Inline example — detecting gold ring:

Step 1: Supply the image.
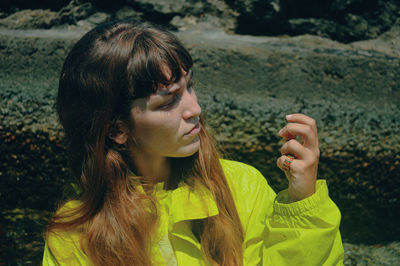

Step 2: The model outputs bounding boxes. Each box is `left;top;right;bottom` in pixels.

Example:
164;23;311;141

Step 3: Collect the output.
283;154;295;171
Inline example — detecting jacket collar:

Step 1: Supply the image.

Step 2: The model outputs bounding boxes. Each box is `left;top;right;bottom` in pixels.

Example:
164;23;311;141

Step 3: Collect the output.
152;180;219;227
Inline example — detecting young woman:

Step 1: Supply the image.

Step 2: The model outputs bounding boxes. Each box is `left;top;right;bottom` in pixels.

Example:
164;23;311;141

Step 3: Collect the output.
43;21;344;265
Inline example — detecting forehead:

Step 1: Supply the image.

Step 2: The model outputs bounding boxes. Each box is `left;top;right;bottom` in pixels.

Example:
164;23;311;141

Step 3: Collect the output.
156;68;192;94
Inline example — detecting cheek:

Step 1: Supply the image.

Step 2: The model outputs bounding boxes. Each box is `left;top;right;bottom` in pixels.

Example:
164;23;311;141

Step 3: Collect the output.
134;112;181;146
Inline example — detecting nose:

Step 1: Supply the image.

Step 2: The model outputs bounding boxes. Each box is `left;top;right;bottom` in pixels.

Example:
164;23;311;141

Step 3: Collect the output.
182;89;201;121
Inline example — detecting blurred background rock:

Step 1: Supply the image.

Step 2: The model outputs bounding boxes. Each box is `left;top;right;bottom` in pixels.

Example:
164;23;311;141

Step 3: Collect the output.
0;0;399;265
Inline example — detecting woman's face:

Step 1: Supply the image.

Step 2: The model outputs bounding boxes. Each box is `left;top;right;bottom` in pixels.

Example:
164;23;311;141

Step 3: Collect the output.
129;69;202;160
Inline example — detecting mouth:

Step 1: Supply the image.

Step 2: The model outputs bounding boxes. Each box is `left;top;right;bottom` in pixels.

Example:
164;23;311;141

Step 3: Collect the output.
184;123;201;136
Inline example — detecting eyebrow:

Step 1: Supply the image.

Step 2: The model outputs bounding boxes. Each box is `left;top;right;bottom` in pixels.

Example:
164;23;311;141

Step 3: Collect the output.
158;69;193;96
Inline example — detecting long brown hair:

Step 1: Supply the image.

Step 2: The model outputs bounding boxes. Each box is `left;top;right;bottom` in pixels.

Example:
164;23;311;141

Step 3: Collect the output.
46;21;244;265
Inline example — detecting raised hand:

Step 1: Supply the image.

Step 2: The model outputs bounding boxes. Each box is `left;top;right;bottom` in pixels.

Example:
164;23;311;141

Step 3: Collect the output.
277;114;320;202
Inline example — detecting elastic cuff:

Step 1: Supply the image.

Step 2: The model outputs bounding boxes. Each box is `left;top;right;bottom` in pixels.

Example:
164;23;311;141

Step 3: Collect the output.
273;180;329;216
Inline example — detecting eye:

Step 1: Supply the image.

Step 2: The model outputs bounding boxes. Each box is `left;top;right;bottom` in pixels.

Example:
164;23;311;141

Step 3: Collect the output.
158;93;180;109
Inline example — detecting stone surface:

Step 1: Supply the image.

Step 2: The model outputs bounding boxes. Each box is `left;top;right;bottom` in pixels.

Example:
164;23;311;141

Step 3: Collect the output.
85;12;111;25
127;0;188;14
351;18;400;58
57;0;95;25
288;18;338;39
114;5;145;21
0;9;60;29
229;0;400;42
171;13;235;33
1;0;399;42
0;0;68;12
343;242;400;266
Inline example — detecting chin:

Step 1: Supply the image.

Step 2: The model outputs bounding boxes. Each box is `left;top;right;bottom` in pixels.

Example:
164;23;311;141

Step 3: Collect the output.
172;137;200;158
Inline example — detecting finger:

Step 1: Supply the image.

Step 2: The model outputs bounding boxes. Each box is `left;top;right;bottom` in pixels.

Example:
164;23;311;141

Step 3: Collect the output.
280;139;312;160
285;113;318;135
276;154;298;173
279;122;318;150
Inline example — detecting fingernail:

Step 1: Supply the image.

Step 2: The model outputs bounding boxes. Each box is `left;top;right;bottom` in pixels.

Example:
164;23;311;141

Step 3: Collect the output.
279;128;283;135
286;114;293;120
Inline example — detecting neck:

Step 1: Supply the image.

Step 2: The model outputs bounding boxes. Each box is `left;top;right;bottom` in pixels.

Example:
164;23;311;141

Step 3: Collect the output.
131;151;171;184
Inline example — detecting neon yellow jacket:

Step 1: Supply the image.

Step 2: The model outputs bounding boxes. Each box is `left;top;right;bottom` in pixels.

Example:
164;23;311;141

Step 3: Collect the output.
43;159;344;265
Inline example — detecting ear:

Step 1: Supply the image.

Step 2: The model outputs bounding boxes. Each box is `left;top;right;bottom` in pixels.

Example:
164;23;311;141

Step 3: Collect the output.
114;131;128;145
109;120;129;145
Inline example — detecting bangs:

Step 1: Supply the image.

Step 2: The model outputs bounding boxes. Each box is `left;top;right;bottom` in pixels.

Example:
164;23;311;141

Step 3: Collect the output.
128;28;193;99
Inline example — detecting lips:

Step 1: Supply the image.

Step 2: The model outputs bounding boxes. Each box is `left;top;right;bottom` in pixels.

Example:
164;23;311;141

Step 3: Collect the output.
185;123;201;136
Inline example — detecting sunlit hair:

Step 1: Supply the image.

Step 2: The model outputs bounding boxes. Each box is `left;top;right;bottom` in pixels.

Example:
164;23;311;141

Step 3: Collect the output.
46;21;244;265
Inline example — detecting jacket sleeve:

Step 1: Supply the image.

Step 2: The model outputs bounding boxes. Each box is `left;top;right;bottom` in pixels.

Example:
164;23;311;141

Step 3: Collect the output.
220;160;344;266
263;180;344;265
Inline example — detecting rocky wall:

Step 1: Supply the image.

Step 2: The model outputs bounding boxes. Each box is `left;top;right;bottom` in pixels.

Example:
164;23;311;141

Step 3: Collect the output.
1;0;400;43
